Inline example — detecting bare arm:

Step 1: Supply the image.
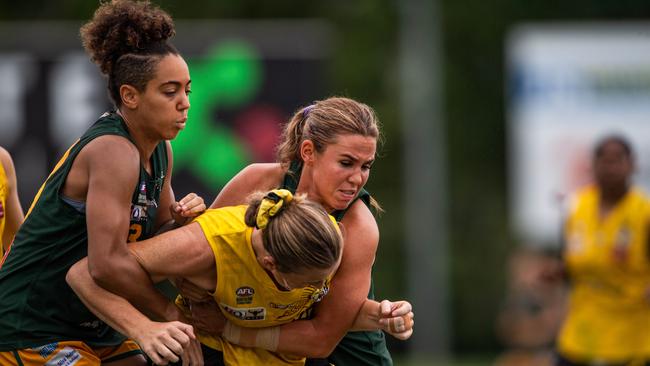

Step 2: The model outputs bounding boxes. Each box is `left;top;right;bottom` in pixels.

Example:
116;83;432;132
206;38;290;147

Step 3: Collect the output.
68;222;215;324
81;136;178;320
214;187;378;357
272;202;377;357
210;165;401;356
130;222;217;289
66;259;197;365
210;163;282;208
0;147;24;251
66;221;214;365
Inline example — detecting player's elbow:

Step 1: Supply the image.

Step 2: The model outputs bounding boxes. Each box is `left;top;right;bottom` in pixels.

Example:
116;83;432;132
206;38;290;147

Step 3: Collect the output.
87;260;116;289
65;262;83;290
308;346;335;359
304;336;339;358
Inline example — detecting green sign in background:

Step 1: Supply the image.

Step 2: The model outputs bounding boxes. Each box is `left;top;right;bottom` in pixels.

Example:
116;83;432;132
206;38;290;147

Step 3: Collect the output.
172;40;262;188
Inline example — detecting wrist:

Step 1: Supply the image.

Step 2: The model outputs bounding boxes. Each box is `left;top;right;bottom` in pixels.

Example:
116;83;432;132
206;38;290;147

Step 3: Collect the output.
365;300;382;320
131;318;155;344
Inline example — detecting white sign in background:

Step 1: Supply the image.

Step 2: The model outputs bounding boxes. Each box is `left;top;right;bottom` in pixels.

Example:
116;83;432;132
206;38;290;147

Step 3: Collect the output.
507;24;650;247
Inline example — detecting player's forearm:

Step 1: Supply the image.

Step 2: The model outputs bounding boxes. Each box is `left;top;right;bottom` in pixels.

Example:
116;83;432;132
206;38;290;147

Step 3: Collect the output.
223;317;346;358
67;259;160;338
88;250;174;321
350;299;381;331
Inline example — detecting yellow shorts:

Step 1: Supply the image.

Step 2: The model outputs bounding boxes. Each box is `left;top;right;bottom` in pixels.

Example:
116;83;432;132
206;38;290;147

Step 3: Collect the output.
0;339;143;365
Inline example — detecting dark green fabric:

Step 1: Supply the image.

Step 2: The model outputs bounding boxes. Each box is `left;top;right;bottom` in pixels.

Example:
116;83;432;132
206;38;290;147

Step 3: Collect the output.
0;111;168;350
11;350;23;366
282;161;393;366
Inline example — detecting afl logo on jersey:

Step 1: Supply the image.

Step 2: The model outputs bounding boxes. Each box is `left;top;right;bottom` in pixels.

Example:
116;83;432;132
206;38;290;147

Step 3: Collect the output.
236;286;255;296
236;286;255;304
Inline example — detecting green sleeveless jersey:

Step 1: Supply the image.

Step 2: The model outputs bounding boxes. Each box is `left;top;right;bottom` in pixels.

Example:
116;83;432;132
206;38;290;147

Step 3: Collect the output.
0;111;168;350
282;161;393;366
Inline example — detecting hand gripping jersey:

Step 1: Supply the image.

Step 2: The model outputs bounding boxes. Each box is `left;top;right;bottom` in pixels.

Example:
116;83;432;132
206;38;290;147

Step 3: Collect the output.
282;161;393;366
558;185;650;363
188;205;332;365
0;112;168;350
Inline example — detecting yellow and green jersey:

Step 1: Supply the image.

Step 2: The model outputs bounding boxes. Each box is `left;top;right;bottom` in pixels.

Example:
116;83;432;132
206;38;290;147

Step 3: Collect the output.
188;205;331;365
558;185;650;362
0;111;168;350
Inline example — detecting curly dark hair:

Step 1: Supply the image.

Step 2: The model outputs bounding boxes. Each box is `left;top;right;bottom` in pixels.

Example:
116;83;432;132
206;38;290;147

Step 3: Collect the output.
80;0;179;106
593;134;633;159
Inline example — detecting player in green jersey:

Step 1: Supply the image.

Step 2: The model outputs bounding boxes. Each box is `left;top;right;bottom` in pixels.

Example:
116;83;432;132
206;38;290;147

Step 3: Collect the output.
182;97;414;366
0;1;204;365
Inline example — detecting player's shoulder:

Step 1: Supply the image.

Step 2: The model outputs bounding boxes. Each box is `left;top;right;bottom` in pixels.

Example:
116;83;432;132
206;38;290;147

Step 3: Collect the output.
82;135;139;163
235;163;285;190
75;135;140;183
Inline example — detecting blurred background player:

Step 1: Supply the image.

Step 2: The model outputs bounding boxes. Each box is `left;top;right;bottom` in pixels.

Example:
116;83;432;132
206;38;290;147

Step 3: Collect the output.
554;135;650;366
0;146;24;253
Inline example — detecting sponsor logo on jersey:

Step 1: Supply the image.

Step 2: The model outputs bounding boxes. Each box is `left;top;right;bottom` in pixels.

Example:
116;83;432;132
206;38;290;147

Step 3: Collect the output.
79;320;102;329
235;286;255;304
269;302;289;310
35;342;58;358
137;182;147;204
45;347;81;366
131;204;147;221
154;173;165;193
221;304;266;320
236;286;255;296
274;299;311;320
273;285;329;320
146;198;158;209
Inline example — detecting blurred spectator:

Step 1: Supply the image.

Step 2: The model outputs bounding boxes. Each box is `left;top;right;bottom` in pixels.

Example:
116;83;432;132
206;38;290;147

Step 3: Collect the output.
494;247;567;366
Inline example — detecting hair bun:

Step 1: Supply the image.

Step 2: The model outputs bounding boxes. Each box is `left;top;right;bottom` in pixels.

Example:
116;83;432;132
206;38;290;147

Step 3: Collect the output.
80;0;175;76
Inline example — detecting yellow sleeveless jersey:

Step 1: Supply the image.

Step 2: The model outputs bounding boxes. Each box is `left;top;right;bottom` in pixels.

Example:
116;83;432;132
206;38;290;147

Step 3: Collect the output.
558;185;650;362
0;160;7;251
191;206;331;366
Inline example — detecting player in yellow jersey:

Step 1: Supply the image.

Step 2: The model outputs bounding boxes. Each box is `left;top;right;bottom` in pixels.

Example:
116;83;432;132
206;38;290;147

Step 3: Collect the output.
555;135;650;366
67;189;338;365
0;146;23;253
67;189;412;365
